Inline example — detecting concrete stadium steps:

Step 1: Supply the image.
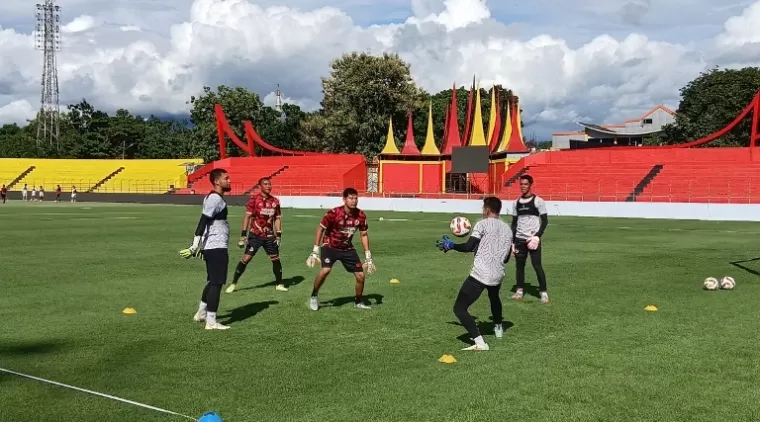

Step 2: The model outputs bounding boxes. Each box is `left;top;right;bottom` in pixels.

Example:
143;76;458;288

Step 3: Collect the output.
637;163;760;203
0;161;35;188
242;166;289;195
273;164;367;195
180;155;367;195
10;159;122;193
182;164;290;195
501;163;655;201
0;158;203;194
93;159;201;193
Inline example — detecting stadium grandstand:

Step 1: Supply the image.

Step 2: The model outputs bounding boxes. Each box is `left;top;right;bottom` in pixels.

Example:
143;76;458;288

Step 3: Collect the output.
0;158;202;194
3;86;760;204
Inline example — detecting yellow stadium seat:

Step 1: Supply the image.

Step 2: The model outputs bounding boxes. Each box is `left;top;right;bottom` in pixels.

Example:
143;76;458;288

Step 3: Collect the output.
98;159;203;193
12;159;123;193
0;159;37;188
1;158;203;194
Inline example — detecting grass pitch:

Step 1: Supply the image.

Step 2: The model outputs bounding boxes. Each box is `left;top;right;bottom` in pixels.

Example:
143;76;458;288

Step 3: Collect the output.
1;202;759;422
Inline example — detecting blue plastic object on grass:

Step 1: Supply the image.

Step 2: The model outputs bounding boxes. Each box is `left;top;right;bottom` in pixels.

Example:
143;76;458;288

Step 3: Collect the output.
198;411;222;422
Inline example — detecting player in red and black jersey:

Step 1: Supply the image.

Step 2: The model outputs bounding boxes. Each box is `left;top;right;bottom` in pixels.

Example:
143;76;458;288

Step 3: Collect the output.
226;177;285;293
1;184;7;203
306;187;376;311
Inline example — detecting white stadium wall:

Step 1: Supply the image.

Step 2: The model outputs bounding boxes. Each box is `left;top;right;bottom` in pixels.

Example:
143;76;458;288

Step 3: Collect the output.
279;196;760;222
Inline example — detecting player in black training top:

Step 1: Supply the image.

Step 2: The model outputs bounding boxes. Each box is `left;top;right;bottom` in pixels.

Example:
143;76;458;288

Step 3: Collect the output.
511;174;550;303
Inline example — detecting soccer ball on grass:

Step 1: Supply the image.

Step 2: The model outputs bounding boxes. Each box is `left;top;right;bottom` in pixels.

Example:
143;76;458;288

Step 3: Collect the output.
450;216;471;237
703;277;719;291
719;276;736;290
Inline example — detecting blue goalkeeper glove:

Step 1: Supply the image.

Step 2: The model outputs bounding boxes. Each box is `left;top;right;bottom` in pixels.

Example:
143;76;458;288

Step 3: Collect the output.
436;235;454;252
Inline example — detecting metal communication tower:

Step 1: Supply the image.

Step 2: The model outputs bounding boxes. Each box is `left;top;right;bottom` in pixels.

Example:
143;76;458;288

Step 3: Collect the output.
34;1;61;148
275;84;286;122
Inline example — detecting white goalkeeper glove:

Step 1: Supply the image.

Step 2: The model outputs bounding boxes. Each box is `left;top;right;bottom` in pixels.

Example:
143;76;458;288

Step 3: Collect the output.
527;236;540;250
363;250;376;274
306;245;320;268
179;236;202;259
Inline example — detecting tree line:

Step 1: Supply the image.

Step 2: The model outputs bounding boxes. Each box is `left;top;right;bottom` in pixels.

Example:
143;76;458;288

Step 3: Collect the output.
1;52;759;161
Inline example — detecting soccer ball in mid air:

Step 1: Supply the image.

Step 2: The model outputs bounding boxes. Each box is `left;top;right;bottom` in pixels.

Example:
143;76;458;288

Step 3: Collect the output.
450;216;471;237
703;277;719;291
720;276;736;290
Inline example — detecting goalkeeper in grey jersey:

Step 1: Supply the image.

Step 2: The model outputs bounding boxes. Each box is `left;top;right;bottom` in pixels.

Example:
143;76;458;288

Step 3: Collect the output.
436;197;513;351
179;168;232;330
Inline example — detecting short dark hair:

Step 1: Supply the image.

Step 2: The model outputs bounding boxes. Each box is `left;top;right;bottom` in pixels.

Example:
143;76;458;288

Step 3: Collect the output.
258;177;271;186
483;196;502;214
209;168;228;184
519;174;533;185
343;187;358;198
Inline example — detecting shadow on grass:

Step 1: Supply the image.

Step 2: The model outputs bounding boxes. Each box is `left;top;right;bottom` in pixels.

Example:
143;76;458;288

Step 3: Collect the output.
219;300;278;324
508;283;542;298
447;318;515;345
0;341;64;357
255;275;305;289
321;294;384;307
729;257;760;277
236;276;305;291
0;341;65;383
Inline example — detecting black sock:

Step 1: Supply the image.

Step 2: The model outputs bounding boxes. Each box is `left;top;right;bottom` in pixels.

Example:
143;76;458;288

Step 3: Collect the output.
354;295;362;304
311;288;318;297
272;260;283;285
232;261;247;284
206;284;222;312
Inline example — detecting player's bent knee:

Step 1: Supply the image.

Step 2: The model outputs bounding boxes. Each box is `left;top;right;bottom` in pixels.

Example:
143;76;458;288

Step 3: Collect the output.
269;255;280;262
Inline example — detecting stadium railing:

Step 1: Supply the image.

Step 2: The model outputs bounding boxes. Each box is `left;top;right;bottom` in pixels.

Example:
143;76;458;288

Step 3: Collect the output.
8;177;760;203
5;179;184;194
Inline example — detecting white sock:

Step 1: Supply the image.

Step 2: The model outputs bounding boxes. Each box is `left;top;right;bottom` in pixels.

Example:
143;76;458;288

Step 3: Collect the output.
474;336;486;346
198;302;207;313
206;312;216;324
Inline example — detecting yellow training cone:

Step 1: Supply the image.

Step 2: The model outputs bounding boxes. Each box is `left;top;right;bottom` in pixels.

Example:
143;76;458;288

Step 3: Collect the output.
644;305;657;312
390;278;400;284
122;307;137;315
438;354;456;364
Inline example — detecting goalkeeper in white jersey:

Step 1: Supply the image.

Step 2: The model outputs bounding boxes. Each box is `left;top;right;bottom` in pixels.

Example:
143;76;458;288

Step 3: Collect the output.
179;168;232;330
436;197;513;351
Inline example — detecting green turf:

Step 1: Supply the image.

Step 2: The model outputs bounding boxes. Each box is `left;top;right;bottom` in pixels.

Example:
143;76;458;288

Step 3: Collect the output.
1;202;759;422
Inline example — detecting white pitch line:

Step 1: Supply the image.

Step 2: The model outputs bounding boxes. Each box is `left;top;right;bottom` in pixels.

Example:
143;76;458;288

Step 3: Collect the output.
0;367;196;420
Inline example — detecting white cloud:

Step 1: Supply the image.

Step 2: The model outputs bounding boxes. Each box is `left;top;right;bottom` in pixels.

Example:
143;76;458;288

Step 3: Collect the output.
61;15;96;33
1;0;760;138
716;1;760;46
407;0;490;31
0;99;36;124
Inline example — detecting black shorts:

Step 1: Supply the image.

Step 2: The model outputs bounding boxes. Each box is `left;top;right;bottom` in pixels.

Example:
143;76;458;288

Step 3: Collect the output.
321;247;363;273
203;248;229;285
514;238;541;258
244;235;279;258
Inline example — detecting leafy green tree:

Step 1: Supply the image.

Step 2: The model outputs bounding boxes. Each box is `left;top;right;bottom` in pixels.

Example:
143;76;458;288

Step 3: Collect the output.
656;66;760;146
188;85;303;160
315;52;426;156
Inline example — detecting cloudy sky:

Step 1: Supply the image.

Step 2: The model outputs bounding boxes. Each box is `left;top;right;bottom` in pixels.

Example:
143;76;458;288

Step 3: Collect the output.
1;0;759;138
